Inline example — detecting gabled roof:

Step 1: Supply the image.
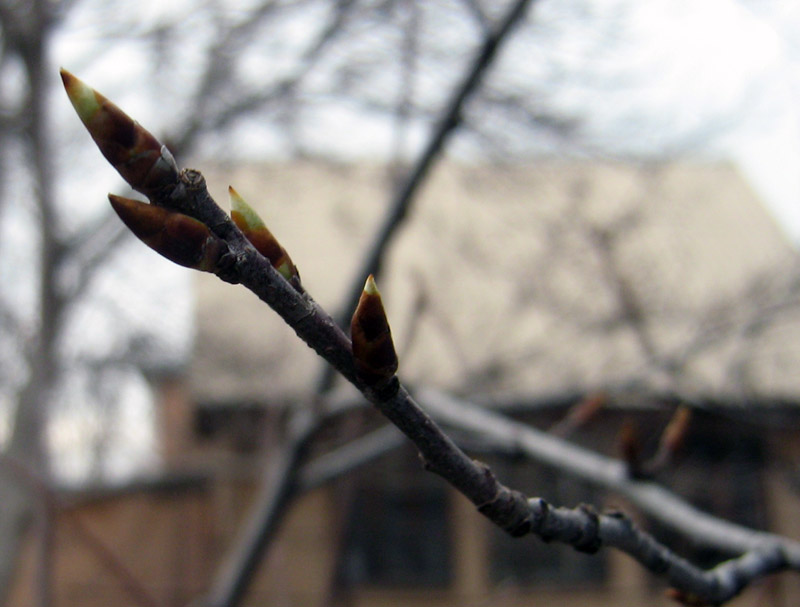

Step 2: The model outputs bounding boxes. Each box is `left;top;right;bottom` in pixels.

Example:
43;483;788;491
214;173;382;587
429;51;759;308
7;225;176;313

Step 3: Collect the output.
190;160;800;409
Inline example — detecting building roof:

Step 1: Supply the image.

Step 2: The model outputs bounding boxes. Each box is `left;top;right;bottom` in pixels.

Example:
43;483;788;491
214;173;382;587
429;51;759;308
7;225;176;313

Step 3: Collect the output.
190;160;800;409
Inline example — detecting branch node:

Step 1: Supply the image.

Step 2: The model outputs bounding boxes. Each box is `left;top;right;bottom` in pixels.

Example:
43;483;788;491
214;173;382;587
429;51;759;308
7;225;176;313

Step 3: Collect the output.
182;167;206;190
573;503;602;554
214;248;241;284
528;497;552;541
365;375;401;403
475;464;531;537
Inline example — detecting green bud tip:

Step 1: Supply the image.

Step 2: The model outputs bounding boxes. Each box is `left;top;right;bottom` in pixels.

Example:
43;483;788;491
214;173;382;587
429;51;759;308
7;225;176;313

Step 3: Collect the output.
229;186;266;230
364;274;380;296
60;68;103;124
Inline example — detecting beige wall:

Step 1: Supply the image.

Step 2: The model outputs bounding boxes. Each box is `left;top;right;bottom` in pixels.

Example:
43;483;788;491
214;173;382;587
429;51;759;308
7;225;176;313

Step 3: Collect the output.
10;484;213;607
10;479;337;607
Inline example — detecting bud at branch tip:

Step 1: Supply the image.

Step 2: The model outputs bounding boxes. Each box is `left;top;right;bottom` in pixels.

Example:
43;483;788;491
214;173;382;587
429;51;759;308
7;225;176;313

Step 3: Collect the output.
364;274;379;296
60;68;178;196
351;274;398;388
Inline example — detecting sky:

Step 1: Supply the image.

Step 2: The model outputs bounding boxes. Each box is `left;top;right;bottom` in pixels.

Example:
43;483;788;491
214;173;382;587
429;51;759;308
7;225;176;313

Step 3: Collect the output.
510;0;800;241
717;2;800;242
637;1;800;242
48;0;800;242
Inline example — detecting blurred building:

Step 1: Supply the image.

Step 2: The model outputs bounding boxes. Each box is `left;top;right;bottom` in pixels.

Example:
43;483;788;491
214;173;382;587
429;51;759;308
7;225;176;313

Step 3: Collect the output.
194;159;800;405
12;160;800;606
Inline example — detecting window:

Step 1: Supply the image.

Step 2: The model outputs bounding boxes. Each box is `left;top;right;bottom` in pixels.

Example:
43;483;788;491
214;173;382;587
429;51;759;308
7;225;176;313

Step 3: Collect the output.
336;445;452;588
336;424;609;592
652;419;766;571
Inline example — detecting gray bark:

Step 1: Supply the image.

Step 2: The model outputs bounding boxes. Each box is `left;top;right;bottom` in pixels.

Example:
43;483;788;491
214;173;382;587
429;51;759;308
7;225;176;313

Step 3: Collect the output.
0;0;60;602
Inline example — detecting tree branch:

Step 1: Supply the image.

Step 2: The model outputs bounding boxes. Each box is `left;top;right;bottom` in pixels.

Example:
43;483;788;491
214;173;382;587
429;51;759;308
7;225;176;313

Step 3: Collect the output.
417;389;800;594
297;423;404;492
325;0;539;391
169;0;355;158
419;388;800;556
0;454;161;607
199;395;372;607
112;161;798;607
65;67;800;606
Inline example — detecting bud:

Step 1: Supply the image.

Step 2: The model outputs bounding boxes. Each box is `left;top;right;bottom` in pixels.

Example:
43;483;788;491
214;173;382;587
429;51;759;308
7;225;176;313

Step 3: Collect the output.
618;418;643;478
660;406;692;458
229;186;299;284
351;275;398;387
550;393;605;437
109;195;226;272
60;69;178;196
664;588;709;606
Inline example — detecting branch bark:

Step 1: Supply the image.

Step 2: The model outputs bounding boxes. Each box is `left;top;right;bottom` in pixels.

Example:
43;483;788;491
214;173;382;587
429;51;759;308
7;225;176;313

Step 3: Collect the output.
0;0;63;600
0;454;161;607
207;2;541;600
417;388;800;600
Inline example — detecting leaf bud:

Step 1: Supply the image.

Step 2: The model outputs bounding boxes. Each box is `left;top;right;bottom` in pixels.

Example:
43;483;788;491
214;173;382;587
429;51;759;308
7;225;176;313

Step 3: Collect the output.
660;406;692;457
618;418;643;478
229;186;300;284
351;275;398;388
109;194;226;272
61;69;179;196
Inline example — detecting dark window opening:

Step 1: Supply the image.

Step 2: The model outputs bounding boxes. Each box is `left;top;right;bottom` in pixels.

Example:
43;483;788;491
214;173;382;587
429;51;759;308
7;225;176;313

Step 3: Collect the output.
336;446;452;588
652;420;767;571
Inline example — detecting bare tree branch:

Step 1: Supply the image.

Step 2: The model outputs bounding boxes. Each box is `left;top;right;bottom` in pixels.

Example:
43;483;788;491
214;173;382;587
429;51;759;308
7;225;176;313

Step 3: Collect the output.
59;2;800;599
0;0;67;597
57;208;130;299
168;0;356;158
320;0;539;392
177;166;800;601
61;66;800;598
0;454;161;607
418;388;800;560
297;423;404;491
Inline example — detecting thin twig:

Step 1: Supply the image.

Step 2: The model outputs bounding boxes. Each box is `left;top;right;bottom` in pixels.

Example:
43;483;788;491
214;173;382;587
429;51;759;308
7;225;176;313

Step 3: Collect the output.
417;388;800;561
198;397;370;607
417;387;800;599
67;41;800;600
319;0;539;393
297;424;404;491
62;510;162;607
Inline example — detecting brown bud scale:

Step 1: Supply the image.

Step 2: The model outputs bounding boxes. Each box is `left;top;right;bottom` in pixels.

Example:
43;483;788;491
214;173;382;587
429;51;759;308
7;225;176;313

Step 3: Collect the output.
61;69;178;195
109;195;225;272
661;406;692;455
231;210;289;267
351;275;398;386
229;187;299;284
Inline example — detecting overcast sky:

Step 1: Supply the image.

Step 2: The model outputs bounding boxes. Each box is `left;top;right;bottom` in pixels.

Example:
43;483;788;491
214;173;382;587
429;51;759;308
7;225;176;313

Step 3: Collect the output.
498;0;800;241
612;0;800;242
